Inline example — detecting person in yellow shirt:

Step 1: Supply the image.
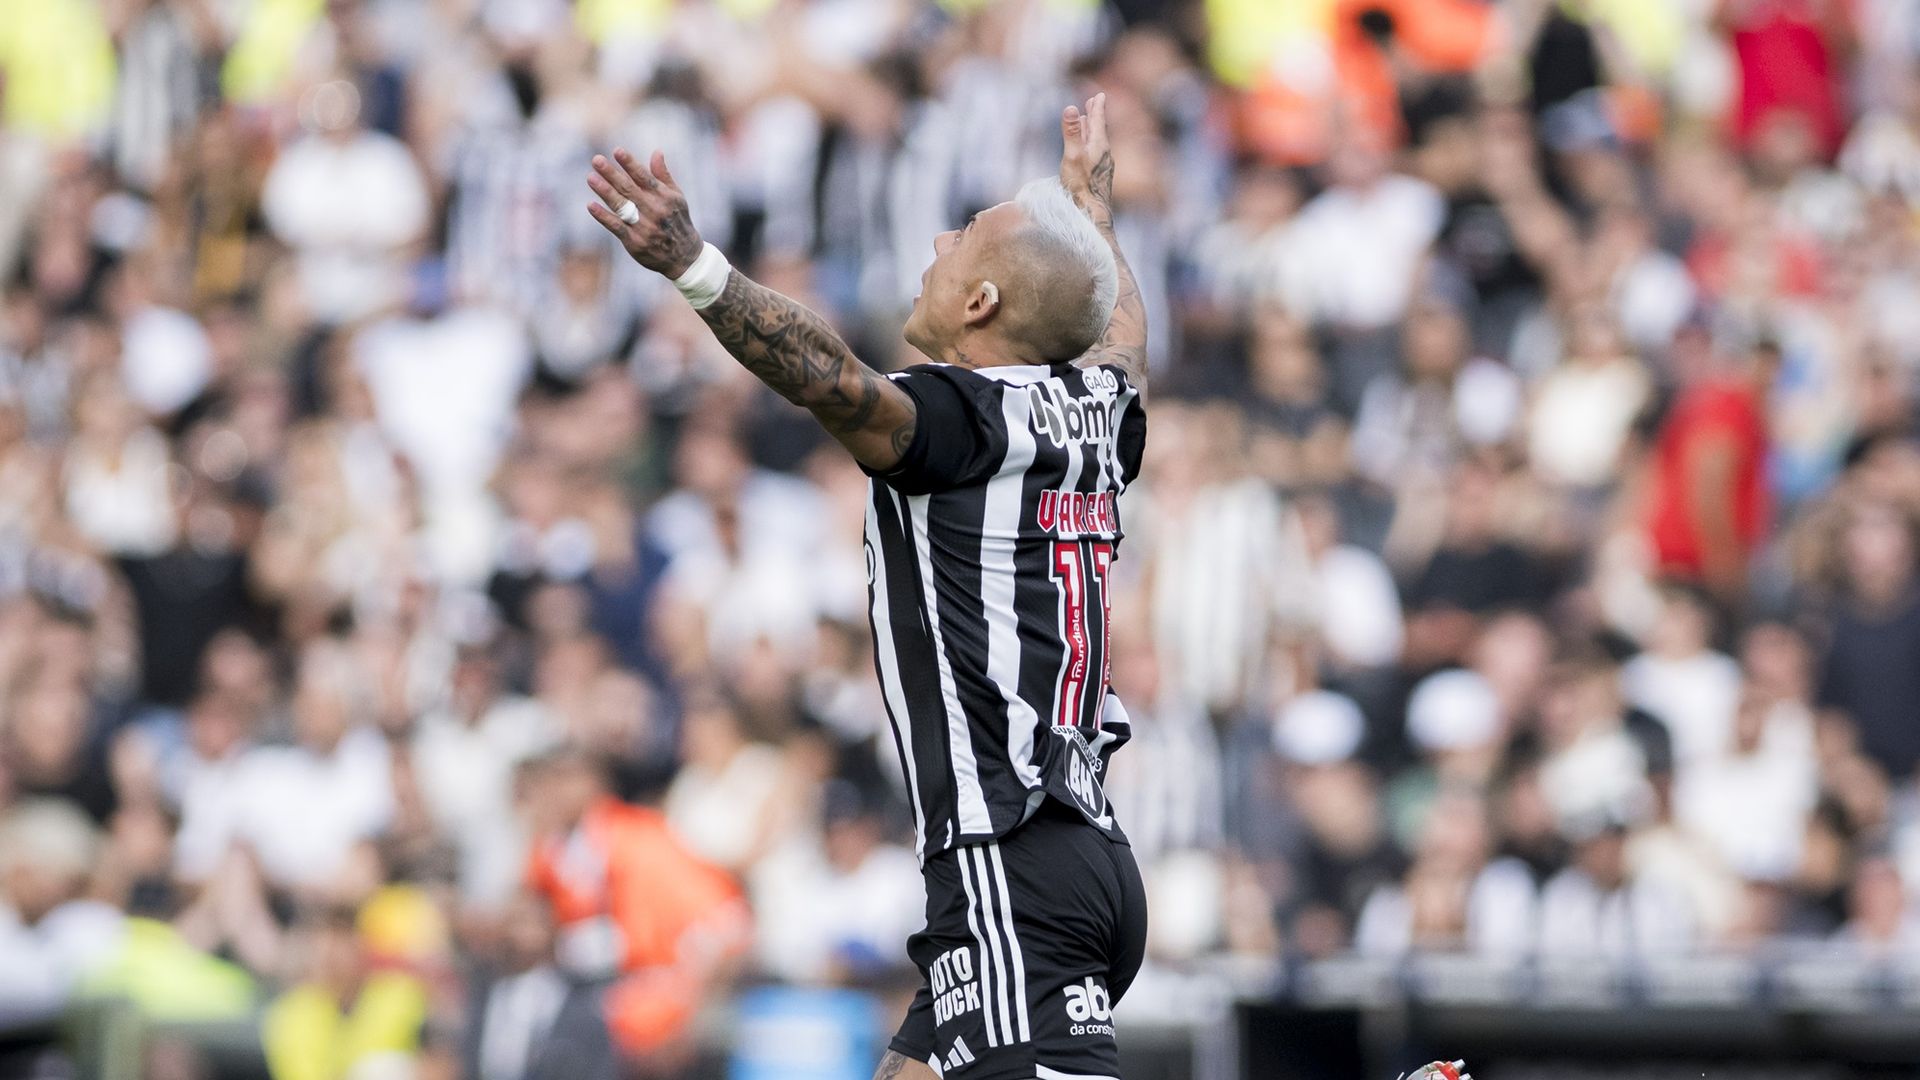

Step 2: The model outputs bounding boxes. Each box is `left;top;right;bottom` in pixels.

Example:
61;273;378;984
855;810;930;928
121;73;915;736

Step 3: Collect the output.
261;907;429;1080
221;0;325;105
0;0;116;141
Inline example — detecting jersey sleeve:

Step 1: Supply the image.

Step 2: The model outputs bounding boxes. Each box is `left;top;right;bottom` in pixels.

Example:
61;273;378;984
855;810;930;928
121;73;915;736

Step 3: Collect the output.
863;365;1010;495
1109;366;1148;487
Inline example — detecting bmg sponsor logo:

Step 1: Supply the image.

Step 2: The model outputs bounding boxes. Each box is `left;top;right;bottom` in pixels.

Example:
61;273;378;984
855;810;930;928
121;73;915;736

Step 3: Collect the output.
1028;383;1117;448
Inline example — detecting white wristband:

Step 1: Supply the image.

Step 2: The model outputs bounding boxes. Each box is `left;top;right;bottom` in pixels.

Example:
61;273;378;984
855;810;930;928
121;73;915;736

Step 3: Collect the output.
672;242;731;310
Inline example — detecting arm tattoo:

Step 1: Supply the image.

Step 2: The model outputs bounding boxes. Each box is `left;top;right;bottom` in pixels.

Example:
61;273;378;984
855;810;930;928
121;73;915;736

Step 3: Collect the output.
697;270;916;461
872;1051;914;1080
1089;154;1115;215
1074;150;1150;391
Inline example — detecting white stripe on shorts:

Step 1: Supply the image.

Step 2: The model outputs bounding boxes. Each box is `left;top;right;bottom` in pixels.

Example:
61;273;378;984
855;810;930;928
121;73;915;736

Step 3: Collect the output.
968;845;1017;1046
955;849;1000;1048
986;842;1032;1043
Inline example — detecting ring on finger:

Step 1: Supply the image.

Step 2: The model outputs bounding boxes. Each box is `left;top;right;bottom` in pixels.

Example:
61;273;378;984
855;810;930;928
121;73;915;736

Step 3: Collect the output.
617;201;641;225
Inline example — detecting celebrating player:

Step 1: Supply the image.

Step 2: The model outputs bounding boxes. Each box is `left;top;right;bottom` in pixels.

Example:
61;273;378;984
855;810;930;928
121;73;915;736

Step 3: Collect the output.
588;92;1147;1080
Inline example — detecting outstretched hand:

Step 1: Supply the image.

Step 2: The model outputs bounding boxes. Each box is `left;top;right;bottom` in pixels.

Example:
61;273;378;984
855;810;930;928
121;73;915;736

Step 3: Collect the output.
587;148;704;279
1059;93;1115;228
1058;90;1148;389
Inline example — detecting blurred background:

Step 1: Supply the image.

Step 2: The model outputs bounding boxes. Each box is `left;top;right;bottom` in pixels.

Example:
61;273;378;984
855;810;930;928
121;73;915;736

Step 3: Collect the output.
3;0;1920;1077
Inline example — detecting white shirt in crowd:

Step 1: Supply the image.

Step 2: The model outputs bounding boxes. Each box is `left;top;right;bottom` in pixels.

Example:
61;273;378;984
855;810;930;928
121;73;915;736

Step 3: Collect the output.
1276;174;1444;329
120;304;211;416
1353;858;1540;958
263;129;430;323
1311;543;1404;669
63;426;177;556
664;741;786;871
1620;649;1742;767
207;727;395;889
648;471;831;569
1627;821;1747;942
749;837;923;984
0;133;47;284
1843;111;1920;205
1674;704;1819;882
1612;248;1697;355
662;546;823;659
172;746;251;882
413;696;558;904
0;900;126;1026
355;305;531;582
650;472;835;654
356;305;531;500
1538;726;1650;833
1527;357;1649;489
1535;866;1694;958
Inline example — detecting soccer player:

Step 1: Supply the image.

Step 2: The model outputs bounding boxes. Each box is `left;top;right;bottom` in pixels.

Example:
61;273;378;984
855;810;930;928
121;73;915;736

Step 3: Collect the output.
587;93;1147;1080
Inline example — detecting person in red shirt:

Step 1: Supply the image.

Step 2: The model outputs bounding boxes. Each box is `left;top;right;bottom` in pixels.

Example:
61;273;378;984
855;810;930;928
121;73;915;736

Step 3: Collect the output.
521;747;750;1073
1646;333;1779;602
1718;0;1856;159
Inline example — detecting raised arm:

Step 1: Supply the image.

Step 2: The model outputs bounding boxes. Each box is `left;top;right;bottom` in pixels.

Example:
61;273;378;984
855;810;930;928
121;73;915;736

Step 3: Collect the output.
1059;94;1148;393
587;149;917;470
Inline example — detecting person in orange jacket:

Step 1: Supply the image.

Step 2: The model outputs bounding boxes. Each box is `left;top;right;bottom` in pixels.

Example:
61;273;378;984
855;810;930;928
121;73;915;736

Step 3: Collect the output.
1231;0;1499;164
520;746;751;1072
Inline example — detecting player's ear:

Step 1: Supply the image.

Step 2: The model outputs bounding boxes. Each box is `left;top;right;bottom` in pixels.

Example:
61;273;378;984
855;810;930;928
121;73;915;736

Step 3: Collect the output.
963;280;1000;327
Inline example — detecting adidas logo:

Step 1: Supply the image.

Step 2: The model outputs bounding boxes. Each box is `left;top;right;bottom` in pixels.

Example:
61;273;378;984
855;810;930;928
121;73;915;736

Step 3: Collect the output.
943;1036;976;1070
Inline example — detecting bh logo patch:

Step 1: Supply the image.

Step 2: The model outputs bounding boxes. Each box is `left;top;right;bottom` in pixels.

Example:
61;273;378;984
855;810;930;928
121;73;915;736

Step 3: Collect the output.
1051;728;1107;820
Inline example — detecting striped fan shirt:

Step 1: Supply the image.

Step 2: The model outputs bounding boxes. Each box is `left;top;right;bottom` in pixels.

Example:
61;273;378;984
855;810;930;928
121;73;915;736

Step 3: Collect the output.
863;360;1147;858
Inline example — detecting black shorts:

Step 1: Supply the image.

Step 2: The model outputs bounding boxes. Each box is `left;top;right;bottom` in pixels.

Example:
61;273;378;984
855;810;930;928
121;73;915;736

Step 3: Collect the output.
890;800;1148;1079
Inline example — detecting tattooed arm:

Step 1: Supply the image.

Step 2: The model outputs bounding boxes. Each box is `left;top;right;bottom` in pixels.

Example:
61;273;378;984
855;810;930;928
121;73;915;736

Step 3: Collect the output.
696;271;919;465
1058;94;1149;394
587;148;917;469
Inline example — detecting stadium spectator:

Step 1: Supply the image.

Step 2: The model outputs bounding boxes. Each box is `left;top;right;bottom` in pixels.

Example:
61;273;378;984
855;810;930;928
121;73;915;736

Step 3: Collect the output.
260;906;431;1080
410;642;558;907
1645;335;1778;602
0;800;123;1026
1719;0;1855;159
521;748;749;1066
261;77;429;325
1354;789;1536;957
748;780;922;986
217;641;393;896
1536;809;1696;958
1816;497;1920;779
463;891;616;1080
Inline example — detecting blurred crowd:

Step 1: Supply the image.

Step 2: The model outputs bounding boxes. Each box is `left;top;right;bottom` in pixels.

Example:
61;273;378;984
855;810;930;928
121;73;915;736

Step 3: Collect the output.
6;0;1920;1076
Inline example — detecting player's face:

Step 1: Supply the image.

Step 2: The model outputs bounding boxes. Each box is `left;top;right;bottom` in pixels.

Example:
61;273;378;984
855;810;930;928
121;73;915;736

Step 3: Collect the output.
904;201;1021;358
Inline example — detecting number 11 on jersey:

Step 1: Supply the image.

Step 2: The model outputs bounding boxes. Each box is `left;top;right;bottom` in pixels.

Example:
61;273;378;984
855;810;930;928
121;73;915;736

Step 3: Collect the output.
1050;539;1114;729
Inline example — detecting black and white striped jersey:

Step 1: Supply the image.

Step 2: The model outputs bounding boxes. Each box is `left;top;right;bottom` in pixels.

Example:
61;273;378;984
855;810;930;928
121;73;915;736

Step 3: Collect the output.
862;360;1147;858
